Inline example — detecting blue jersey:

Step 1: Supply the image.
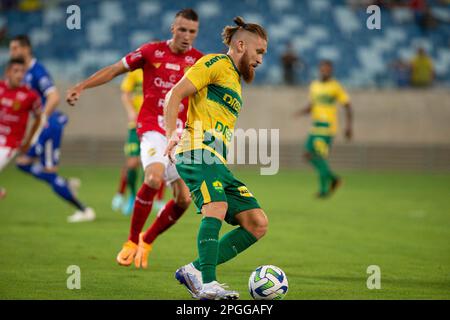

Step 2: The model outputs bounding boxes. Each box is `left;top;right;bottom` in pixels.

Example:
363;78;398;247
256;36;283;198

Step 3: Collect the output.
24;58;55;108
24;58;67;167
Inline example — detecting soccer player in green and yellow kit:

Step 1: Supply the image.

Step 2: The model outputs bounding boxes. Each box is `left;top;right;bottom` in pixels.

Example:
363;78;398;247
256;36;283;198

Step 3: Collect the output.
295;60;353;198
163;17;268;300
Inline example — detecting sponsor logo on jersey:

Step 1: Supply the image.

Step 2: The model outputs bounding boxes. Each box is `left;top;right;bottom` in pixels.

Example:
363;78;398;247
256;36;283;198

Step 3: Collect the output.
214;121;233;142
158;98;185;112
16;92;27;101
0;125;11;135
155;50;165;58
165;63;181;71
185;56;196;64
207;84;242;117
223;93;241;110
238;186;253;197
154;77;175;89
169;74;178;83
205;55;227;68
1;98;13;108
157;115;184;133
147;148;156;157
315;94;337;105
0;135;6;146
152;63;162;69
0;113;19;122
130;51;142;61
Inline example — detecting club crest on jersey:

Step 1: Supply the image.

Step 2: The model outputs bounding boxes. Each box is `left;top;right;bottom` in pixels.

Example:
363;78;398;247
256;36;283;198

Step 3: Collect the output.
165;63;180;71
152;63;162;69
13;100;21;111
155;50;165;58
212;181;224;193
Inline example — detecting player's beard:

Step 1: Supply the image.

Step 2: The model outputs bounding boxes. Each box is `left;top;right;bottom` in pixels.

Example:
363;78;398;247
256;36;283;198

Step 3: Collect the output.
239;51;255;84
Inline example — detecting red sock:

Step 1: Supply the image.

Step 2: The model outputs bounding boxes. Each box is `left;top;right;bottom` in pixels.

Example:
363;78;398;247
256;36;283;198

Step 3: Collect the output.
128;183;158;244
143;199;186;244
156;183;165;201
118;167;127;194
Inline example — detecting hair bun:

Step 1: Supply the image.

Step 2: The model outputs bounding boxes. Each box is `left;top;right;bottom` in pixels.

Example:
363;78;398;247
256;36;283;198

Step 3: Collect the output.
233;16;247;28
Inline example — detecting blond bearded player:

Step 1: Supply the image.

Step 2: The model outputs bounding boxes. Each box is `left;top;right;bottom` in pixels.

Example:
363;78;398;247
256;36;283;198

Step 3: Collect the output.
164;17;269;300
66;9;203;268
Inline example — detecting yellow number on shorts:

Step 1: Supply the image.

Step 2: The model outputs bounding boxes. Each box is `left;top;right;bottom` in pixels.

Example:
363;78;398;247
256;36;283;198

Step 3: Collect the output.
313;138;329;158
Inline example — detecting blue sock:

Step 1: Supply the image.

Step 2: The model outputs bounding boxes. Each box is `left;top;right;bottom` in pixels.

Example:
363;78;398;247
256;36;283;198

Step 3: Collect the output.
17;163;86;211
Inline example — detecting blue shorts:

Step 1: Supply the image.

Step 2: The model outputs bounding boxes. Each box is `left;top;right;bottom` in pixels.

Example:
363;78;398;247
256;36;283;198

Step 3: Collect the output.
27;111;68;168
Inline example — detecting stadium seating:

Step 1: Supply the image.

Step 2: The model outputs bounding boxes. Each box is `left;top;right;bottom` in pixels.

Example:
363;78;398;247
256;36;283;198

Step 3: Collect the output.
1;0;449;87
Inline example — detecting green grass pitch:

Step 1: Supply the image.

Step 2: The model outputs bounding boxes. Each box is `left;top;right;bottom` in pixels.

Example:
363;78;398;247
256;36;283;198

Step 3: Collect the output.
0;165;449;299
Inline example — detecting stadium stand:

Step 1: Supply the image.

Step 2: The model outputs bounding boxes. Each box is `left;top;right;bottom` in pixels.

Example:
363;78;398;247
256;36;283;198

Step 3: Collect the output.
1;0;449;87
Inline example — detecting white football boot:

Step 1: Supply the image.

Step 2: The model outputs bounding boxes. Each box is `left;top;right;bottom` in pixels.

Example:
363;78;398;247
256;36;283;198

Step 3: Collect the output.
175;263;203;298
197;281;240;300
67;207;96;223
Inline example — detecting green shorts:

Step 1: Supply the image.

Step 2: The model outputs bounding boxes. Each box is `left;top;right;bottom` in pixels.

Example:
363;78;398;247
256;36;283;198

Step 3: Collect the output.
304;134;333;158
124;128;140;157
175;150;261;226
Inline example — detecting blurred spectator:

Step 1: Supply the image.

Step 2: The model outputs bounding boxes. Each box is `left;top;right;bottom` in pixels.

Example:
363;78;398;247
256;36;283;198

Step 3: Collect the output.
0;25;8;47
410;0;438;33
410;47;434;88
1;0;18;10
0;15;8;47
280;42;303;86
390;59;411;88
18;0;42;11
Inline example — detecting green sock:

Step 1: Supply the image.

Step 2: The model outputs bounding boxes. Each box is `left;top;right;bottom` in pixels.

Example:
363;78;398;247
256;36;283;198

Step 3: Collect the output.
193;227;257;270
217;227;257;264
197;217;222;283
127;168;137;196
310;156;332;194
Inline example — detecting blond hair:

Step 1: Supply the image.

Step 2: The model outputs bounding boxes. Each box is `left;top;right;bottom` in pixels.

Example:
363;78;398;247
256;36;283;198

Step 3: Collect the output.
222;16;268;47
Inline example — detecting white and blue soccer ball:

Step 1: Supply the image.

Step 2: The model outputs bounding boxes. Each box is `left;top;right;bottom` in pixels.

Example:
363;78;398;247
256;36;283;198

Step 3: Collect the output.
248;265;289;300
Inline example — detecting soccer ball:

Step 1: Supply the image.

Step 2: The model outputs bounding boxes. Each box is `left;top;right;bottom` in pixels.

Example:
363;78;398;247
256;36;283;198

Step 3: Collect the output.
248;265;288;300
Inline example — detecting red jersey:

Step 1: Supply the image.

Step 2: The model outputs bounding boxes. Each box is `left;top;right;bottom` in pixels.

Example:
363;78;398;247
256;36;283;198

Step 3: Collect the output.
122;40;203;137
0;81;41;148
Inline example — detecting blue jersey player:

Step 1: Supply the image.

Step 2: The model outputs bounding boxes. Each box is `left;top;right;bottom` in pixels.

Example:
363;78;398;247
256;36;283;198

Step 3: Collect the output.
9;35;95;223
